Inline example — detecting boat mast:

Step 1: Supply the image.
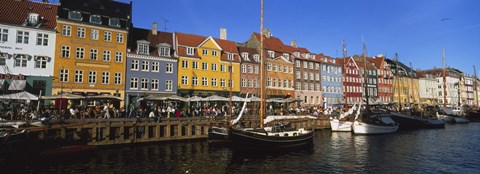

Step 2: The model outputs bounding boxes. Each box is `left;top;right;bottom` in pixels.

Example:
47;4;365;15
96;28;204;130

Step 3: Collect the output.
443;48;447;108
362;38;370;111
259;0;265;128
229;57;233;127
410;62;414;105
395;53;402;109
342;38;347;109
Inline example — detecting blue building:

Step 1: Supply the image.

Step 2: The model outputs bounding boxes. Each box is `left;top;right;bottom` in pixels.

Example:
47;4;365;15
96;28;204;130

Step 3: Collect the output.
126;24;177;108
320;57;343;109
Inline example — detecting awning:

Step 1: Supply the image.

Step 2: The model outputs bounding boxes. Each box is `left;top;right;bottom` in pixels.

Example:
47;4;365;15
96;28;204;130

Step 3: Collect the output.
8;80;26;90
40;93;85;100
0;91;38;100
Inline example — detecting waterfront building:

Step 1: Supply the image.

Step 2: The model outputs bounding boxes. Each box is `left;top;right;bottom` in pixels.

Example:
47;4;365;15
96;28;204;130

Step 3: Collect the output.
292;47;322;107
125;24;177;107
0;0;58;98
243;30;294;99
53;0;131;107
175;31;241;97
237;46;260;96
367;55;393;104
320;56;343;108
336;57;362;107
419;67;462;107
353;55;378;104
417;72;440;105
462;75;475;106
386;58;420;105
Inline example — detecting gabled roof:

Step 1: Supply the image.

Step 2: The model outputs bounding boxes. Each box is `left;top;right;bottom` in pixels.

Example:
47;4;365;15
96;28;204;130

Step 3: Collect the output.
0;0;58;30
367;56;385;69
385;58;418;78
58;0;131;29
128;27;173;57
237;46;259;64
336;57;360;71
352;55;377;70
252;32;291;54
176;32;207;47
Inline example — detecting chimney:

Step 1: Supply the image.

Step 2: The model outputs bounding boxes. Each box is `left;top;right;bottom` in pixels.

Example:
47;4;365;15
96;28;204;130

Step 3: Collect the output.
220;28;227;40
152;22;158;35
291;40;297;48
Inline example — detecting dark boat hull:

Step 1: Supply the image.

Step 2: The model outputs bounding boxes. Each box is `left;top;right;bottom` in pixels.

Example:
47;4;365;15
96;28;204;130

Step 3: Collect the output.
229;128;314;150
390;112;444;129
208;127;229;144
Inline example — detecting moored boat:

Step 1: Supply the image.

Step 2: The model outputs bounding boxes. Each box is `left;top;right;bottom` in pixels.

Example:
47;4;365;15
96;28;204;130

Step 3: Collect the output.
352;112;399;134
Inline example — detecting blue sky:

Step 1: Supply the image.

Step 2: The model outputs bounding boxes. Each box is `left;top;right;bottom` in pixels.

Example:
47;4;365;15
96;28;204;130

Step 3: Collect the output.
123;0;479;75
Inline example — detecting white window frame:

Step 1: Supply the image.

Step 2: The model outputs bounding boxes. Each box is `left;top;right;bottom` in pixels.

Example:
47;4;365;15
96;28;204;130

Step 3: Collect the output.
36;33;48;46
77;27;86;38
166;63;173;73
62;25;71;36
88;71;96;84
102;71;110;84
74;70;83;83
104;31;112;42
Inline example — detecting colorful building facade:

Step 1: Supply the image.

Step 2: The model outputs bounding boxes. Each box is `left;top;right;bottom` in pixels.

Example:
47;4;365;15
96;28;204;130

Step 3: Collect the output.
320;56;343;108
368;55;393;104
337;57;362;107
238;46;260;96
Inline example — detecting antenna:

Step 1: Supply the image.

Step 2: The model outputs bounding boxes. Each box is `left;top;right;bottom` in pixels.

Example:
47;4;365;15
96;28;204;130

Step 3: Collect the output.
161;18;169;31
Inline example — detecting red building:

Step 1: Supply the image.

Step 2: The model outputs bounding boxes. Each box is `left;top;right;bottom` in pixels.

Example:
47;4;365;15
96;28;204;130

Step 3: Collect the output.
367;55;394;103
337;57;362;108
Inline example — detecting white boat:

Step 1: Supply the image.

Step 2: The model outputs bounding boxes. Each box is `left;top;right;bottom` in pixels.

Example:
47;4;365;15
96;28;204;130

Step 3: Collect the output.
352;113;399;134
330;104;358;132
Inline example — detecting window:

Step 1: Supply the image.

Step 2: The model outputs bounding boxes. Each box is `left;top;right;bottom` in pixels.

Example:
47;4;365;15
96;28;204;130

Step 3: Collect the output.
61;45;70;58
254;79;259;88
115;52;122;62
202;49;208;55
220;64;226;72
131;60;139;70
242;53;249;60
151;79;159;90
68;11;82;20
267;78;271;87
60;69;69;82
109;18;120;27
296;82;301;90
36;33;48;46
102;72;110;84
186;47;194;55
62;25;71;36
192;61;198;69
89;15;102;24
103;50;111;61
88;71;96;84
151;62;159;72
254;66;259;74
181;76;188;85
228;80;233;87
267;63;271;71
303;72;308;80
296;71;300;79
221;79;226;87
182;60;188;68
0;53;7;65
77;27;85;38
303;62;308;68
248;79;253;87
241;64;246;73
114;72;121;85
254;55;259;61
87;49;97;61
295;60;300;67
141;78;149;90
0;28;8;42
130;77;138;89
192;76;198;86
248;65;253;73
227;53;234;60
76;47;84;59
212;63;217;71
212;51;218;57
34;56;47;69
315;63;320;70
74;70;83;83
202;62;208;70
116;33;124;43
165;80;173;91
304;83;308;91
166;63;173;73
202;77;208;86
268;51;274;58
241;79;246;87
104;31;112;42
211;78;217;87
16;31;29;44
90;29;99;40
310;73;314;80
160;47;170;56
141;60;149;71
14;54;27;67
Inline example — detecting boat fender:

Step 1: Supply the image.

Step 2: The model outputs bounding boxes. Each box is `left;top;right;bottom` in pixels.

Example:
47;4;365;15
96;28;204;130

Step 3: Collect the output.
284;133;289;136
293;133;297;136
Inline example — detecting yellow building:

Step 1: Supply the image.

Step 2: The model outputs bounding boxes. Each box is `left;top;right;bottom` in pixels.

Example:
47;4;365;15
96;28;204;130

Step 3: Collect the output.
393;76;420;104
53;0;131;107
176;32;240;97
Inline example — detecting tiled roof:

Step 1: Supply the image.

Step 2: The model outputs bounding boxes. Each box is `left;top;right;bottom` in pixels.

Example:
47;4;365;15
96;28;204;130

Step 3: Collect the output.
253;32;291;54
352;55;377;70
128;27;173;57
58;0;131;29
367;56;384;69
237;46;259;63
176;32;207;47
0;0;58;30
214;38;240;63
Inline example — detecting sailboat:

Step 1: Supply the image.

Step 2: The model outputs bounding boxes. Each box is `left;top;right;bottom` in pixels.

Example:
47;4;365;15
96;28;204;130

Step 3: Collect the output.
389;57;445;129
228;0;314;150
352;38;399;135
330;103;357;132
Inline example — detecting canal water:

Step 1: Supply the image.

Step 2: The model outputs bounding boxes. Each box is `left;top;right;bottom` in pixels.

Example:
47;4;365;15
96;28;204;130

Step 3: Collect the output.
3;123;480;173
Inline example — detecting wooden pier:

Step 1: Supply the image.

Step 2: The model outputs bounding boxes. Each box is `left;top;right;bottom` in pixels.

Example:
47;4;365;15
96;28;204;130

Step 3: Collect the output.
13;116;330;146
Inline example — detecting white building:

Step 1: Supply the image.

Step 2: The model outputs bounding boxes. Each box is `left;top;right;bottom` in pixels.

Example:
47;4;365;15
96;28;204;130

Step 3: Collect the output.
418;77;439;104
0;0;58;96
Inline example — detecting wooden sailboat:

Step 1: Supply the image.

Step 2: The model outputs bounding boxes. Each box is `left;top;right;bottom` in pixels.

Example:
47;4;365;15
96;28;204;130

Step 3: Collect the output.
352;38;399;134
229;0;314;150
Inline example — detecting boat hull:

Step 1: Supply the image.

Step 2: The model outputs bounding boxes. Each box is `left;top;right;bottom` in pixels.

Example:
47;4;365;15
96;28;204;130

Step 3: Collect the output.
390;112;445;129
437;114;454;122
208;126;229;144
453;117;470;123
229;128;314;150
352;121;399;134
330;119;353;132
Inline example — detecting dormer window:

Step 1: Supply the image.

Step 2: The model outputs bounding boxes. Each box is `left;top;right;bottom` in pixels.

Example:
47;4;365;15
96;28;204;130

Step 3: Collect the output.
253;54;259;61
283;53;289;59
306;53;310;59
293;52;300;57
227;53;234;60
137;40;150;55
159;47;170;57
186;47;194;55
109;18;120;27
27;13;40;26
268;51;274;58
242;52;249;60
301;53;307;58
68;11;82;21
90;15;102;24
